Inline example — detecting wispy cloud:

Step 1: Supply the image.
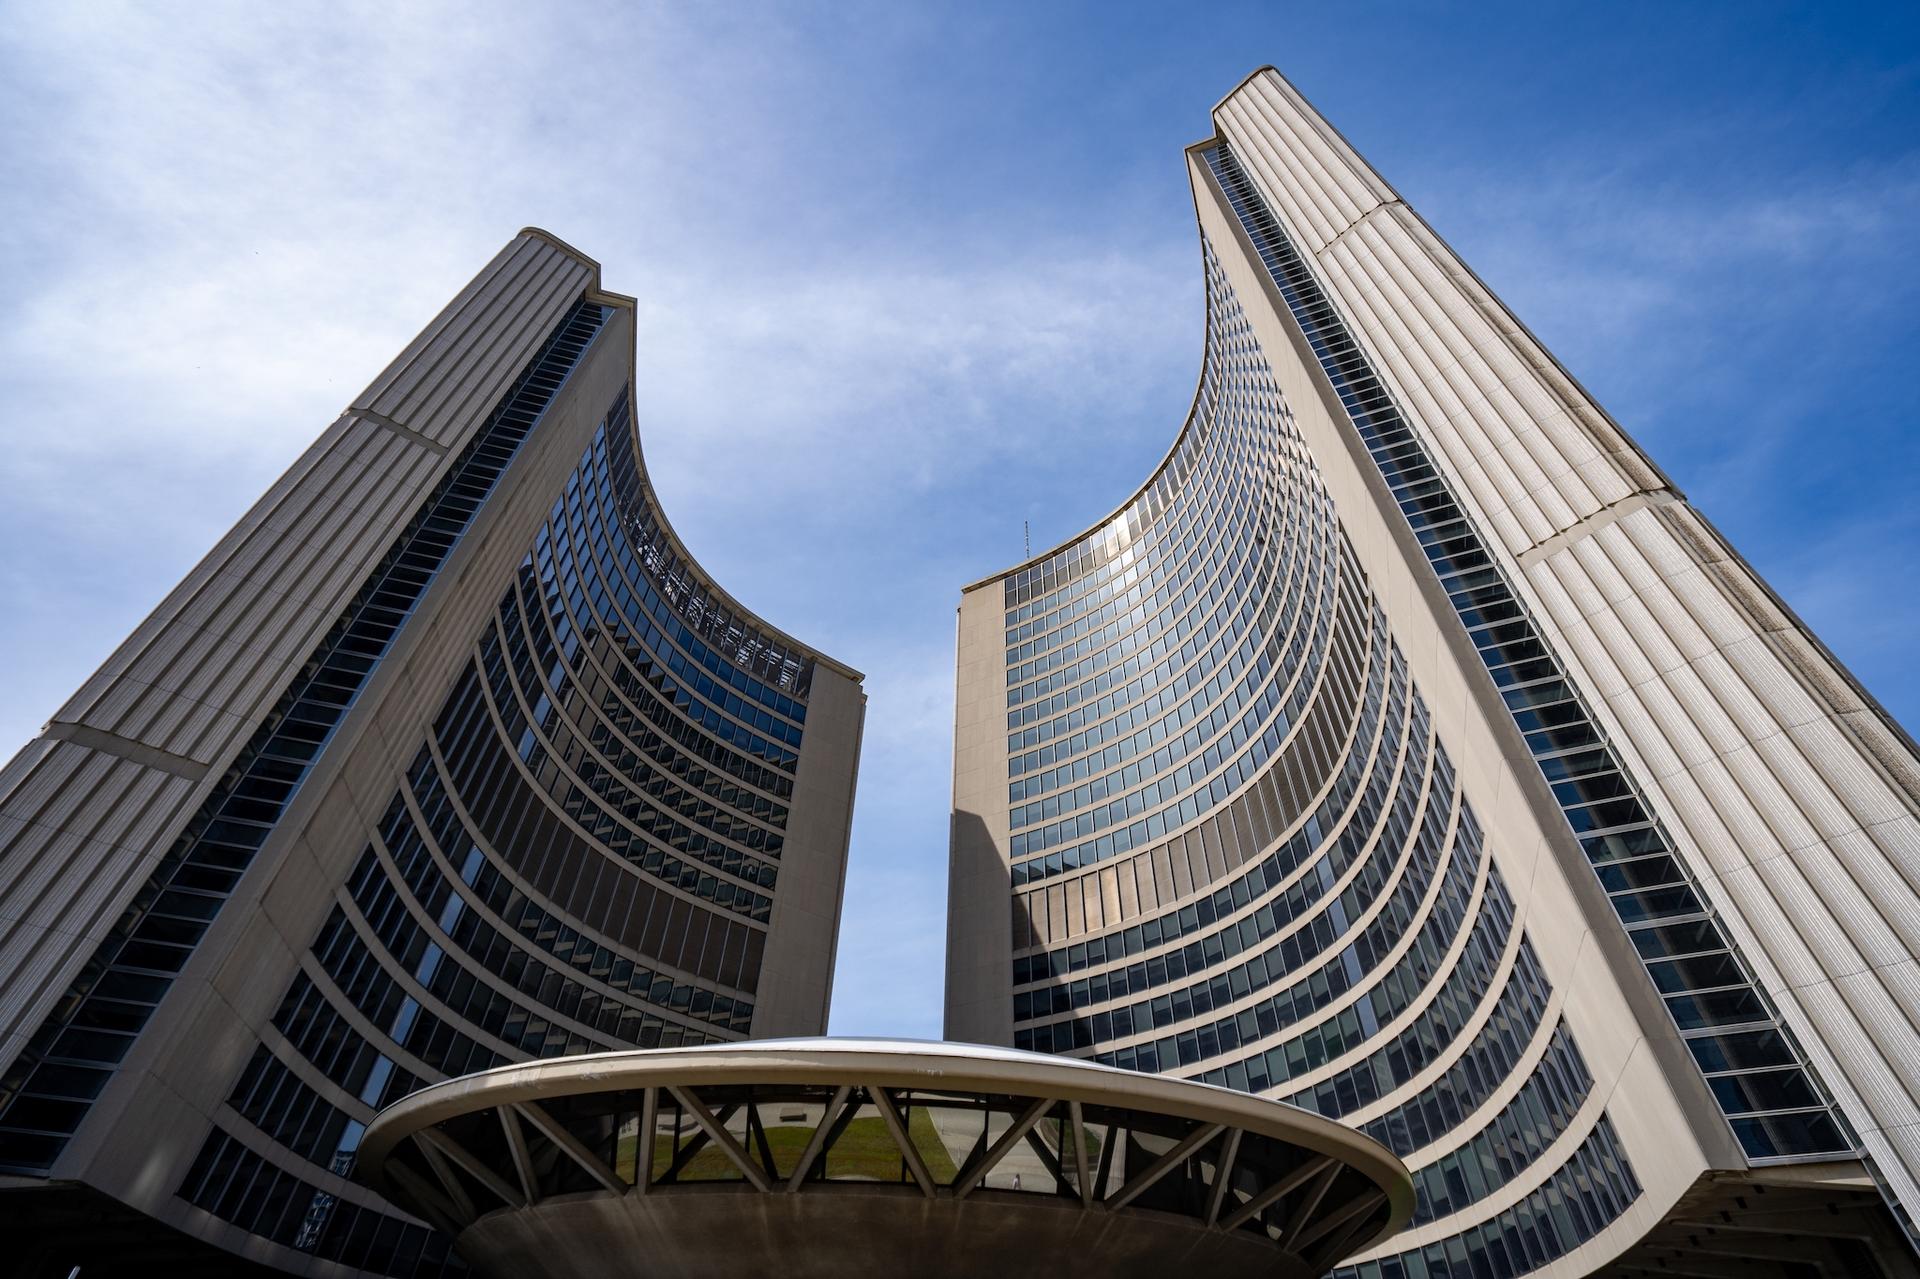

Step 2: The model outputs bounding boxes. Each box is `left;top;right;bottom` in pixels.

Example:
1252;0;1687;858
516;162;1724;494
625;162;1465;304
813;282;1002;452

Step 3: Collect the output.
1432;156;1920;384
0;0;1203;1034
2;1;1915;1040
0;0;1196;709
1393;124;1920;760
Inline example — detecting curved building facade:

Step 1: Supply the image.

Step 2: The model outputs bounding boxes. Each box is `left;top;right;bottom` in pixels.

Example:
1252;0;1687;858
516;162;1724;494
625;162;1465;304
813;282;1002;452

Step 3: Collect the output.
948;70;1920;1276
0;231;864;1276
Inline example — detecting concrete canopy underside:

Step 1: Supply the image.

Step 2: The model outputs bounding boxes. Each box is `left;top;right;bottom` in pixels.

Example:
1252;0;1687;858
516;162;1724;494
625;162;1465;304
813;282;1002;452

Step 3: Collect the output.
357;1039;1413;1278
1593;1166;1919;1279
461;1191;1343;1279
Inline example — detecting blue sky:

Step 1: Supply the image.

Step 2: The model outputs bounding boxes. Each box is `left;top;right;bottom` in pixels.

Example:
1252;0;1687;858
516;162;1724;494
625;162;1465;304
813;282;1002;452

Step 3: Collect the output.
2;1;1915;1039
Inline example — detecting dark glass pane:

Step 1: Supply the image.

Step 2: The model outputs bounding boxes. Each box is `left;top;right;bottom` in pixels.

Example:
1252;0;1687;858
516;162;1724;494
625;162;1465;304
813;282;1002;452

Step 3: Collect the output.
1686;1029;1798;1074
1645;950;1746;995
1628;919;1722;962
1665;987;1769;1032
1731;1111;1852;1159
1594;856;1686;894
1708;1068;1823;1116
1608;886;1702;925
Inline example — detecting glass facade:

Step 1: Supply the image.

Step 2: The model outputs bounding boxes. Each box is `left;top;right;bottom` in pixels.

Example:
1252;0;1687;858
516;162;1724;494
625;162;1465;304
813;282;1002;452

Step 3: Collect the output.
957;71;1920;1267
162;385;834;1275
180;1129;466;1277
1202;141;1853;1167
967;122;1906;1268
1332;1118;1643;1279
0;238;861;1279
982;236;1644;1272
0;299;611;1179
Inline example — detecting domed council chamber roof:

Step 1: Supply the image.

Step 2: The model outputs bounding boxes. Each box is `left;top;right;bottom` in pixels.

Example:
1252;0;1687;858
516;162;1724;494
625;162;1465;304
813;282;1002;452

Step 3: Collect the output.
358;1037;1412;1279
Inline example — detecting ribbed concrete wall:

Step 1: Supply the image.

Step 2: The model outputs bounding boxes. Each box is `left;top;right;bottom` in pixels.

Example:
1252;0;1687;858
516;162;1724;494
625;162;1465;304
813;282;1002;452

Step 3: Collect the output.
0;228;867;1278
1185;152;1711;1274
87;296;638;1273
0;233;597;1080
950;189;1709;1279
1216;66;1920;1222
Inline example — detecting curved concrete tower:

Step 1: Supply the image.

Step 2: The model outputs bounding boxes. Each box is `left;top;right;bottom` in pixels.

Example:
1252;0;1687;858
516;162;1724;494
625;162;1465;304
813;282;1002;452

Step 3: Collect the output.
0;231;864;1276
948;69;1920;1277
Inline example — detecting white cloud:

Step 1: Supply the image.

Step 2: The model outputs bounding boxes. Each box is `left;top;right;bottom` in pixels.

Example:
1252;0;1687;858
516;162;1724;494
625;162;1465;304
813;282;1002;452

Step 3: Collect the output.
1425;154;1920;369
630;250;1192;505
0;0;1203;1037
9;2;1912;1050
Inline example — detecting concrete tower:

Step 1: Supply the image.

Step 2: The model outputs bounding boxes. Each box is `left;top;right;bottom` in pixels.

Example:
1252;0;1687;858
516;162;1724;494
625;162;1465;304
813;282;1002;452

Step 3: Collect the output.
0;231;864;1276
948;69;1920;1277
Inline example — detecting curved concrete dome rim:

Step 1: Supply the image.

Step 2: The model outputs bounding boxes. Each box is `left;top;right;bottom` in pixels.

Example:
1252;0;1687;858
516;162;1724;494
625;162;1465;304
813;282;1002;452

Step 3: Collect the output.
358;1037;1414;1238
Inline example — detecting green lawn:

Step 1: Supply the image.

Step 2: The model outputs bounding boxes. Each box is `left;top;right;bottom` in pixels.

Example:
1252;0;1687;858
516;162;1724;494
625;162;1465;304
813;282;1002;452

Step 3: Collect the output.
1044;1117;1103;1168
621;1106;962;1185
824;1110;959;1183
